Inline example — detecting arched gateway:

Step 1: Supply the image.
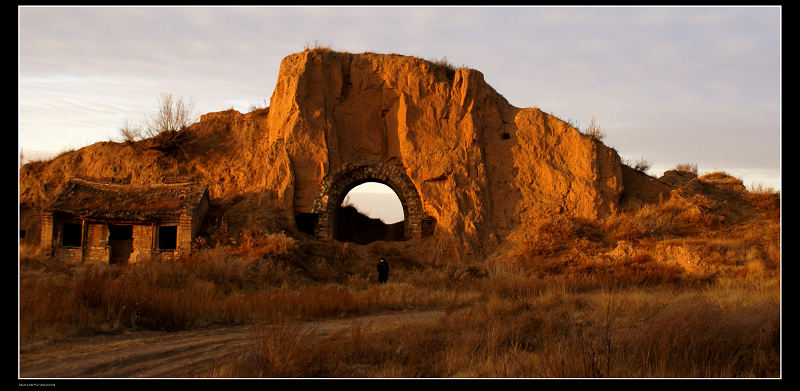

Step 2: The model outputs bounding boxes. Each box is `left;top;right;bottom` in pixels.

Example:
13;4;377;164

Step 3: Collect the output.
308;160;426;242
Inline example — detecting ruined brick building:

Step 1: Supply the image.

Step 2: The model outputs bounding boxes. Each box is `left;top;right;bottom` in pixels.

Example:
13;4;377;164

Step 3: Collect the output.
40;179;209;264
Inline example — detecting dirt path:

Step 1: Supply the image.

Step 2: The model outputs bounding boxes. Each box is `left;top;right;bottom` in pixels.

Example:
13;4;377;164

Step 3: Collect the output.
19;309;446;378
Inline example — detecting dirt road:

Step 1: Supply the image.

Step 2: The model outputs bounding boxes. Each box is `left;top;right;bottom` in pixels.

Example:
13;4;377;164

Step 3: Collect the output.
19;309;446;378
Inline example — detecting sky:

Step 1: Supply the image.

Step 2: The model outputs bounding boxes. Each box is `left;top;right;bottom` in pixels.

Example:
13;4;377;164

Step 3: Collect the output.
19;5;782;209
344;183;405;223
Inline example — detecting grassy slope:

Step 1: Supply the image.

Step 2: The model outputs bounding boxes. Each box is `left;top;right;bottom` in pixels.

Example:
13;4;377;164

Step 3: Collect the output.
19;173;780;377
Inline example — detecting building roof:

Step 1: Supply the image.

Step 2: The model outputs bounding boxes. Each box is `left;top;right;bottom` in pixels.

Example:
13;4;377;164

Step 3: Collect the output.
47;178;208;222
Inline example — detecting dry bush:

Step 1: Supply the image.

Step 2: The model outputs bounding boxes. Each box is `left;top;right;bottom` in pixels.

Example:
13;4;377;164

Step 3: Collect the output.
582;116;606;141
513;215;577;259
236;229;296;259
428;56;459;81
147;93;196;136
745;183;780;212
118;93;198;156
604;192;724;241
630;157;652;173
747;182;778;195
622;156;652;173
674;162;698;174
119;118;145;142
303;39;333;52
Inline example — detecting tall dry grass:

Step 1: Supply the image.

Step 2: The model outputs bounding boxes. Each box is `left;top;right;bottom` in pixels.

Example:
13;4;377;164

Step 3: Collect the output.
18;232;479;343
212;276;779;378
19;181;780;377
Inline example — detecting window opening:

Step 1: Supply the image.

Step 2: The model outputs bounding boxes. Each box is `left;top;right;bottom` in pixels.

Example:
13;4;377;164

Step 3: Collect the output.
158;226;177;250
108;224;133;240
62;223;82;247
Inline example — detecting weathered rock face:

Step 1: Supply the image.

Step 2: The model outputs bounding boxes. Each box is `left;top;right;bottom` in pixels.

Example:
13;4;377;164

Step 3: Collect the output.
262;50;626;249
20;49;644;257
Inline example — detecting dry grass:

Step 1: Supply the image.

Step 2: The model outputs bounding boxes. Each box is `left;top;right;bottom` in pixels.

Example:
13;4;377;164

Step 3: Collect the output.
210;277;778;378
674;162;699;174
303;40;333;53
19;179;780;377
582;116;606;141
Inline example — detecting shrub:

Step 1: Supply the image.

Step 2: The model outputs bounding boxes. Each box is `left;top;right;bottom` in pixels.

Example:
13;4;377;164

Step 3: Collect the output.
237;228;296;259
429;56;457;80
119;118;146;142
147;93;196;136
674;162;698;175
582;116;606;141
630;157;652;173
603;192;724;242
118;93;198;156
303;39;333;52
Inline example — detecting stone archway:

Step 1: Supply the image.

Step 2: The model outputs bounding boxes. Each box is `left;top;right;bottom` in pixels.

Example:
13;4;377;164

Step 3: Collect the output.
311;160;424;242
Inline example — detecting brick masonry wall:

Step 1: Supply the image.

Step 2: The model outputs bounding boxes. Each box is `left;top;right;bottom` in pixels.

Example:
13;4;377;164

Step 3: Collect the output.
130;224;154;263
311;160;425;241
83;223;109;263
177;214;193;256
40;212;54;256
54;246;82;263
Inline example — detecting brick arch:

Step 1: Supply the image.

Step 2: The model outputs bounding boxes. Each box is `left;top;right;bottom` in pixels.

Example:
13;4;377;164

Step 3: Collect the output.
311;160;424;241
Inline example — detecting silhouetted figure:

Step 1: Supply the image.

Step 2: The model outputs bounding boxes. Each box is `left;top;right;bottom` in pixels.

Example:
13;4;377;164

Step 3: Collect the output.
377;257;389;284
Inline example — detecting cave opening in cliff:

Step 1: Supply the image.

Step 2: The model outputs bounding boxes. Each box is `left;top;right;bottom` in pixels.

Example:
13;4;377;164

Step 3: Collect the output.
334;181;405;244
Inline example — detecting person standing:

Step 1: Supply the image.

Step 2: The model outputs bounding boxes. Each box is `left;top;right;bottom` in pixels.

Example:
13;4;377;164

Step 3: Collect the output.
377;257;389;284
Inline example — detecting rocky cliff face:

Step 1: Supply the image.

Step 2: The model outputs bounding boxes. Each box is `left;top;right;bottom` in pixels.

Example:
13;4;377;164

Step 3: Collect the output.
19;49;654;257
262;50;625;251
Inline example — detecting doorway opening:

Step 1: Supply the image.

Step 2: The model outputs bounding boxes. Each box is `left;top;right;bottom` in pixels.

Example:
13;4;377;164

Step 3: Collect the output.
108;224;133;264
335;182;405;244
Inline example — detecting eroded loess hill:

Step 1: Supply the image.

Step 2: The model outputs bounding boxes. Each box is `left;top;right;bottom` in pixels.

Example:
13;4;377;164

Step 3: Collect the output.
21;49;700;258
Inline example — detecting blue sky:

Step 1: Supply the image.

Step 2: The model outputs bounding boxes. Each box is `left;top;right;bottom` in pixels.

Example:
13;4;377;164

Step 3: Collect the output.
19;6;781;192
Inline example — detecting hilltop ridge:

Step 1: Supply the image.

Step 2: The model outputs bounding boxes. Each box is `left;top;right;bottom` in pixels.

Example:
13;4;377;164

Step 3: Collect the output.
21;49;704;257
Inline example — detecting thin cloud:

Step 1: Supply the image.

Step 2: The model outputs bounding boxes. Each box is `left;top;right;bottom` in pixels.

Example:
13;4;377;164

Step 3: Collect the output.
18;6;781;190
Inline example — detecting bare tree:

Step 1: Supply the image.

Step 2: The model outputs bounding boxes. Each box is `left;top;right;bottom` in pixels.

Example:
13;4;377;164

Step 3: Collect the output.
630;157;652;173
145;93;196;137
119;118;145;142
118;93;198;156
622;157;652;174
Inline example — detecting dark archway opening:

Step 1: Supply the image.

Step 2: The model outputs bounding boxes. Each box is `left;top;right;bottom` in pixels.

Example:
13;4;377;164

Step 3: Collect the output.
296;213;319;236
108;224;133;265
334;182;405;244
